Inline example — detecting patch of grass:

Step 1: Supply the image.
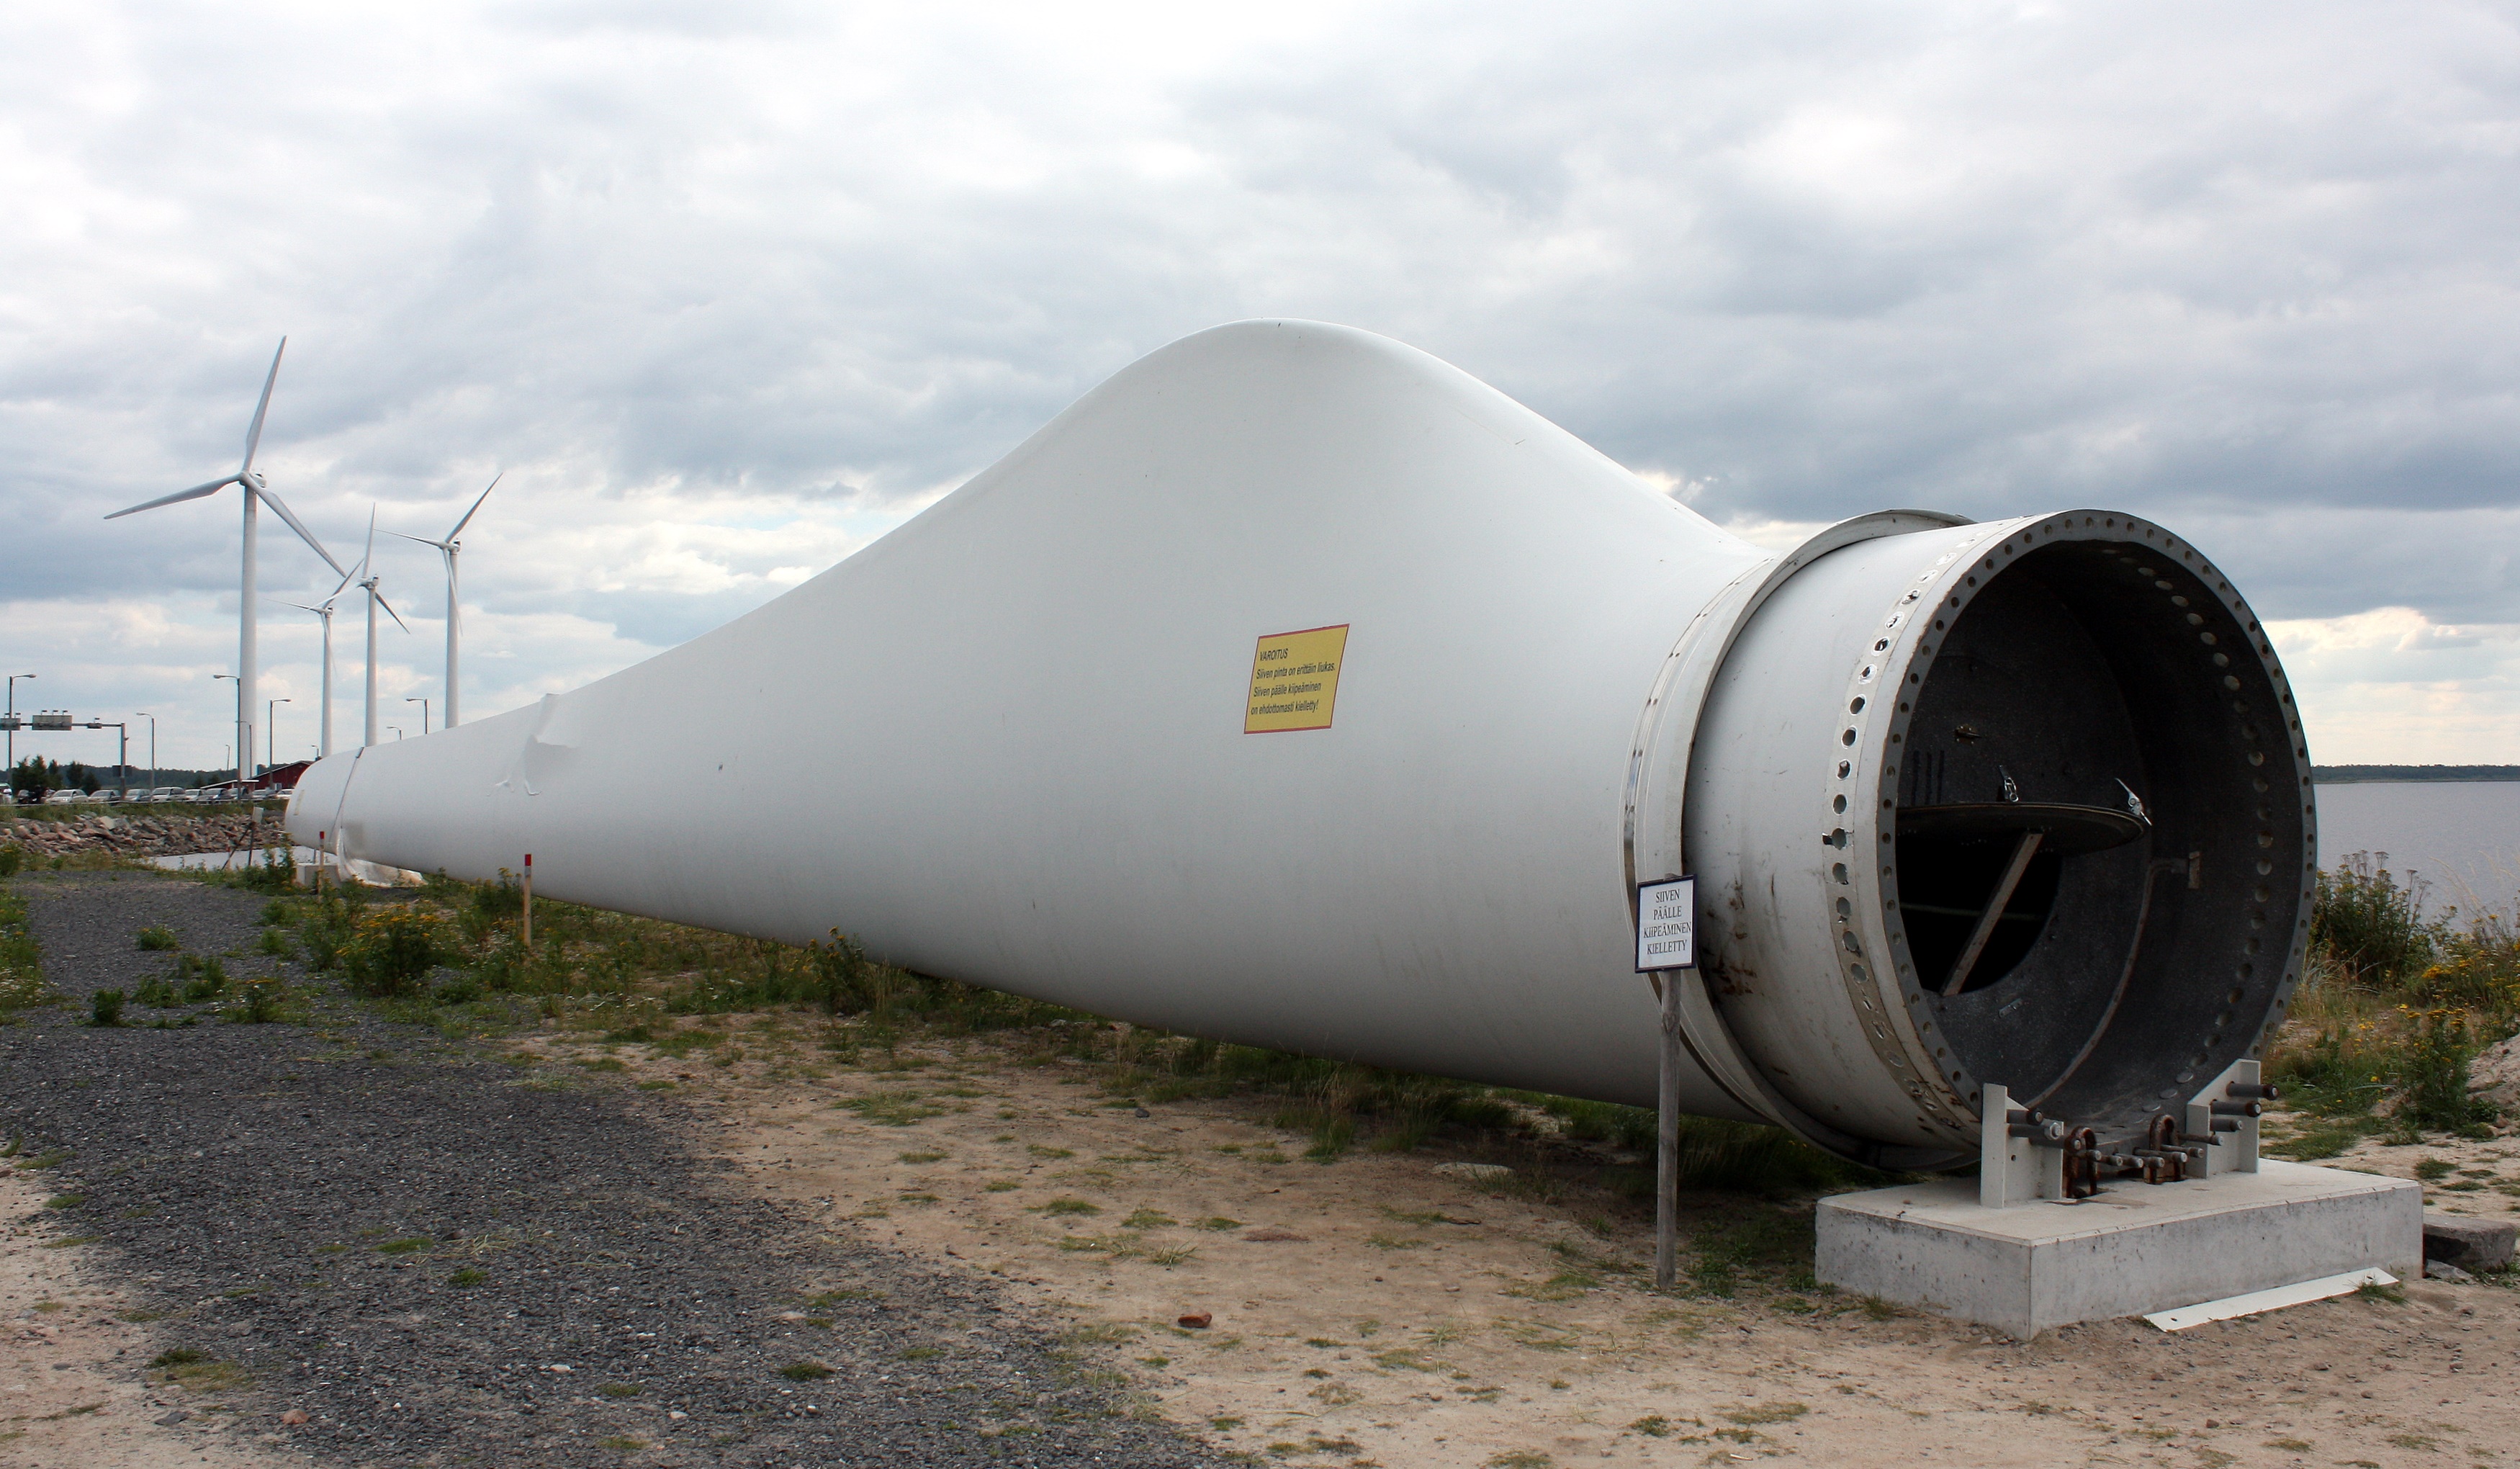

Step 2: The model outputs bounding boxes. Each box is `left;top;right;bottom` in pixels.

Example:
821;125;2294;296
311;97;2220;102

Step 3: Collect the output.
636;1079;675;1090
840;1090;948;1126
2356;1280;2407;1303
985;1179;1021;1192
157;1352;252;1391
136;925;180;951
449;1267;487;1287
373;1237;433;1254
1195;1216;1241;1231
1035;1197;1102;1216
1365;1232;1423;1250
1027;1144;1074;1159
598;1382;643;1398
778;1361;835;1380
575;1056;626;1072
597;1437;646;1452
42;1193;82;1209
1485;1454;1553;1468
2415;1156;2455;1181
1122;1208;1174;1229
899;1150;948;1164
1721;1401;1808;1426
87;988;126;1026
22;1148;71;1169
899;1345;942;1361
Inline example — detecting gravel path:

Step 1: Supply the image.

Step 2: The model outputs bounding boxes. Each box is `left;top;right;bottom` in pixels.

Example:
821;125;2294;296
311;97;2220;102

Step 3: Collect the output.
1;872;1219;1467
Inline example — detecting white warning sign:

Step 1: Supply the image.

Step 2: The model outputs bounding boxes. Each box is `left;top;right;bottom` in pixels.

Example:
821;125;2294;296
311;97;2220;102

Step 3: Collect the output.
1634;876;1696;972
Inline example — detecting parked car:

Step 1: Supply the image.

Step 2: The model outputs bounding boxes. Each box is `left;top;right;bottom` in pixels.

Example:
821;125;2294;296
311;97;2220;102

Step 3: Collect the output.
44;790;82;804
149;787;183;802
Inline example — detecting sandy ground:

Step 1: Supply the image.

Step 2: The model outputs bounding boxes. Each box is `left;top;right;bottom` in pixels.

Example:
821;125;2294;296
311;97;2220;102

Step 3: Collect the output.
0;1161;296;1469
513;1020;2520;1469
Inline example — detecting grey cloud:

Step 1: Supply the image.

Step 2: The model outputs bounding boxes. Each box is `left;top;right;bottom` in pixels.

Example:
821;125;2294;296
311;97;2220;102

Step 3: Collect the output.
3;0;2517;746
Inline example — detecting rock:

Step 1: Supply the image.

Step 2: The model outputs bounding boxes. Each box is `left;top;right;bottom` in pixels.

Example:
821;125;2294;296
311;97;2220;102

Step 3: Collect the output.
2423;1212;2516;1272
1241;1228;1308;1242
279;1409;310;1425
1432;1162;1512;1180
2471;1036;2520;1113
156;1409;192;1425
2425;1259;2475;1283
1176;1311;1212;1329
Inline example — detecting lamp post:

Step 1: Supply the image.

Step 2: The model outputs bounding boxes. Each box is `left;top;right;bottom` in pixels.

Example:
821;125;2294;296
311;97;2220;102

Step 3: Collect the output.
387;726;404;741
212;674;238;780
136;714;156;798
6;673;31;800
405;696;430;735
267;697;291;773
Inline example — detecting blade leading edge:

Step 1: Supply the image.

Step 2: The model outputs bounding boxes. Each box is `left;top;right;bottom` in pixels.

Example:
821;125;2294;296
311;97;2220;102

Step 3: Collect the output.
104;475;239;520
240;337;286;475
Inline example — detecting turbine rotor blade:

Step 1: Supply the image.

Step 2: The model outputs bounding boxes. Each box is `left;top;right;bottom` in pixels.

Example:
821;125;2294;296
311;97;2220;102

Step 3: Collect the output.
104;475;238;519
251;482;348;578
382;529;451;550
446;472;499;540
374;588;411;633
240;337;285;475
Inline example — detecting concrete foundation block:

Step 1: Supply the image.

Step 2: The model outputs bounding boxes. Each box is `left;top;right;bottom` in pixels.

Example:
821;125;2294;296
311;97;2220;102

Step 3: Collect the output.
2423;1213;2516;1272
1816;1160;2422;1337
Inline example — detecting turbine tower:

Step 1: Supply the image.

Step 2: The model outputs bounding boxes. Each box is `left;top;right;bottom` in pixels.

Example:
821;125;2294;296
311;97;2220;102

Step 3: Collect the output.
352;511;409;747
107;338;346;773
390;474;498;729
280;562;361;757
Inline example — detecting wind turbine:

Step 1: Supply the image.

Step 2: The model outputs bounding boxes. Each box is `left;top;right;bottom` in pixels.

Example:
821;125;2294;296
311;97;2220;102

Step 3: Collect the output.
390;474;498;729
106;338;346;774
352;511;410;747
279;560;361;757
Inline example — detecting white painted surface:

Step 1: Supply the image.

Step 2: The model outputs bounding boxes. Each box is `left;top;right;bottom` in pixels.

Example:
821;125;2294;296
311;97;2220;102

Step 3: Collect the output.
2142;1267;2395;1331
290;321;1772;1115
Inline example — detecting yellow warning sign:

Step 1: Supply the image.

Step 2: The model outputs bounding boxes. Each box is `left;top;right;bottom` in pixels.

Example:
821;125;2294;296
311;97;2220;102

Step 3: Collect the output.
1245;624;1349;734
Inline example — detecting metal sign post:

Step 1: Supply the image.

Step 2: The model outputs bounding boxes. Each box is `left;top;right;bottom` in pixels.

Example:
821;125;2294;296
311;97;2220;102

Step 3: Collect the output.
1635;876;1696;1291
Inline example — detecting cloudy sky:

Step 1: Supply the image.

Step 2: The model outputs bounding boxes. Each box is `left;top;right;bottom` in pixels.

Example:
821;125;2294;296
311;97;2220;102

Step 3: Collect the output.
4;0;2516;772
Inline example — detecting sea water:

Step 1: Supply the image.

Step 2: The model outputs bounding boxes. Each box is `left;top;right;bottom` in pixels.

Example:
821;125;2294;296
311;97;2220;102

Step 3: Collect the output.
2313;781;2520;913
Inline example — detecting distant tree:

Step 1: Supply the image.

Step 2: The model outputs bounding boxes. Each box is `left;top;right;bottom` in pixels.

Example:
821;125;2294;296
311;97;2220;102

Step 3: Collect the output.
11;757;57;799
63;760;99;794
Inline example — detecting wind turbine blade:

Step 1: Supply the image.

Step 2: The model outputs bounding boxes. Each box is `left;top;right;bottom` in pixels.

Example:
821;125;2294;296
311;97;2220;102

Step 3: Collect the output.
279;601;326;615
362;507;378;569
104;475;240;519
374;590;412;633
251;482;348;578
382;529;450;550
240;337;286;475
446;473;499;540
323;561;359;606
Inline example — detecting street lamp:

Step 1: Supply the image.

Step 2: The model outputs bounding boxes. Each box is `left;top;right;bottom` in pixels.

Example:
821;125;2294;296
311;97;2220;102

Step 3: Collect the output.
387;726;405;741
213;675;238;779
267;697;291;773
136;713;157;798
6;673;32;800
405;696;430;734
